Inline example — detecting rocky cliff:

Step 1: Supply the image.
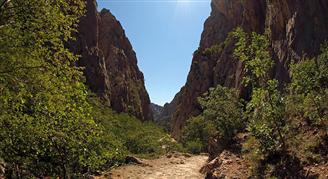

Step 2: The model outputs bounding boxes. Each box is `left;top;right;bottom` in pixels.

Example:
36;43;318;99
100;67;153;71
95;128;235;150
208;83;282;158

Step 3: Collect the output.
71;0;152;121
168;0;328;138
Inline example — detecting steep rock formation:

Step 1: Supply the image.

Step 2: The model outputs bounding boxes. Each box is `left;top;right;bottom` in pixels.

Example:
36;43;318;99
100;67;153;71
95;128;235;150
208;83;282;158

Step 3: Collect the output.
71;0;152;121
150;103;170;130
168;0;328;138
152;91;183;131
150;103;164;122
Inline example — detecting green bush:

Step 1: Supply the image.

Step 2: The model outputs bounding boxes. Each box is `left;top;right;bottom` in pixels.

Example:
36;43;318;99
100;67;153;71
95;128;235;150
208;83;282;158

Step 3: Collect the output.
199;85;245;144
232;27;274;88
287;46;328;127
182;116;215;153
232;28;327;177
232;28;288;155
246;80;287;154
285;44;328;163
89;97;180;158
203;43;224;57
0;0;110;177
185;139;203;154
182;85;244;153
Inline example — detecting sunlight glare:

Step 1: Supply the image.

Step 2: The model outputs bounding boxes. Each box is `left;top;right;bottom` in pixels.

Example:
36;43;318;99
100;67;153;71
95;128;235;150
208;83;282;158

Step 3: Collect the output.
175;0;192;16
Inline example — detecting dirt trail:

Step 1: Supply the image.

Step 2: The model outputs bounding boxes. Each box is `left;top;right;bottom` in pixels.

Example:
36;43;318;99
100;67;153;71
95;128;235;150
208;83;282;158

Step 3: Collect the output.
97;153;208;179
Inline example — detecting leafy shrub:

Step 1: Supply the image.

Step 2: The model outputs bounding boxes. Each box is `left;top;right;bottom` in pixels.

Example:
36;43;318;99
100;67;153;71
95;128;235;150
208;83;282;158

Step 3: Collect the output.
203;43;224;57
199;86;245;143
285;44;328;163
182;116;216;153
185;139;203;154
242;136;264;176
287;46;328;127
232;28;327;177
0;0;110;177
232;28;288;155
182;85;244;153
246;80;287;154
89;97;180;158
232;28;290;177
232;27;274;88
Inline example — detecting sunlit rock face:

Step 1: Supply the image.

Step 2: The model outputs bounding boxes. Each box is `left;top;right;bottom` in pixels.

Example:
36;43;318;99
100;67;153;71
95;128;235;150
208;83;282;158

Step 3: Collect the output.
71;0;152;121
167;0;328;139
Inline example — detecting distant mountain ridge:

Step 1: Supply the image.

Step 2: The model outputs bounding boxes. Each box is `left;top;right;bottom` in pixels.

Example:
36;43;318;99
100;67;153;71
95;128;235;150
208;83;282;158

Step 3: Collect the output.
71;0;152;121
150;103;164;122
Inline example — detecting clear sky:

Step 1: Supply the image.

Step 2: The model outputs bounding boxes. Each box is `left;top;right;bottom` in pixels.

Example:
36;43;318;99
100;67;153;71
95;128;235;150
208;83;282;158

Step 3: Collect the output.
97;0;211;105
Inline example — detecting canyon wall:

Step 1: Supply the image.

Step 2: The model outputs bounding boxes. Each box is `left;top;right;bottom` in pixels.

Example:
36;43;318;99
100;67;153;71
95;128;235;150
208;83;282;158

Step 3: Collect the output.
71;0;152;121
167;0;328;138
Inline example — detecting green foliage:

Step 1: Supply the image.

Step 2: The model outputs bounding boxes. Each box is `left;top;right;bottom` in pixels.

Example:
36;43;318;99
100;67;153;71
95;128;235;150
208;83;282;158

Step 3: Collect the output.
203;43;224;57
232;28;327;177
285;45;328;164
0;0;112;177
287;45;328;127
242;136;264;176
182;85;244;153
232;27;274;88
290;45;328;94
182;116;216;153
232;28;288;177
89;97;181;158
246;80;287;154
199;86;245;143
232;28;287;155
185;139;203;154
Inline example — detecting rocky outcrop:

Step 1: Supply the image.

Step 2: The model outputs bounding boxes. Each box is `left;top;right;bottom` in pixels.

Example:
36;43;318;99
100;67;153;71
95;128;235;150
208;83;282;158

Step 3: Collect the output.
168;0;328;138
200;150;250;179
150;103;164;122
71;0;152;121
151;91;182;131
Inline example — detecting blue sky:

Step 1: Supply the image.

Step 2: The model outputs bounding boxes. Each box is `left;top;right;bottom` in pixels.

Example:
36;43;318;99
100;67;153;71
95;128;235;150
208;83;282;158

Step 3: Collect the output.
97;0;211;105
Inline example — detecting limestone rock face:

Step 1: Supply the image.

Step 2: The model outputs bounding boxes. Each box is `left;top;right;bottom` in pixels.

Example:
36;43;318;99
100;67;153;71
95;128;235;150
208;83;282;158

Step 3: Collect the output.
72;0;152;121
169;0;328;138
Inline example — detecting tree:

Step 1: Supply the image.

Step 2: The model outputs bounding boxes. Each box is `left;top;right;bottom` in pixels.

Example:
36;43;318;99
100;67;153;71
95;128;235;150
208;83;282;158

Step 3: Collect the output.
246;80;287;153
232;28;287;154
0;0;109;177
199;85;245;144
182;116;216;153
232;28;327;177
287;44;328;131
182;85;244;153
232;27;274;88
274;44;328;175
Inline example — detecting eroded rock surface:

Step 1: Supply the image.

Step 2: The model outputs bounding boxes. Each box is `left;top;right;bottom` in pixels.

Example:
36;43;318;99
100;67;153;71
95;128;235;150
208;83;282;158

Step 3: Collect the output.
167;0;328;138
71;0;152;121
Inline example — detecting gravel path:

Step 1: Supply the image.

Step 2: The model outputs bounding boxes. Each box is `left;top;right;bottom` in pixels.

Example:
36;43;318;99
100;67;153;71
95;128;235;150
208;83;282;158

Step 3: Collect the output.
97;153;208;179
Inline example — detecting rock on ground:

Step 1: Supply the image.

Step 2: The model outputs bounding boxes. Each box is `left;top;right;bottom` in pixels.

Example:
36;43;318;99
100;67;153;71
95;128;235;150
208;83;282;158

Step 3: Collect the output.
201;150;250;179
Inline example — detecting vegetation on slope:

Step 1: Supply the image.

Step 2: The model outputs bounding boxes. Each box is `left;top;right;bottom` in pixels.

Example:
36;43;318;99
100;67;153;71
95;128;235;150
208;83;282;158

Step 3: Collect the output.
89;96;182;159
0;0;179;178
182;27;328;178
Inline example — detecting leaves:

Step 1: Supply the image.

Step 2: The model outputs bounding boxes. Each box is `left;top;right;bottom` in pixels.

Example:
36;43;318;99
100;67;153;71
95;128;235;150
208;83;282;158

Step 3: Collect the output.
232;27;274;88
246;80;287;153
0;0;109;177
182;85;244;153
